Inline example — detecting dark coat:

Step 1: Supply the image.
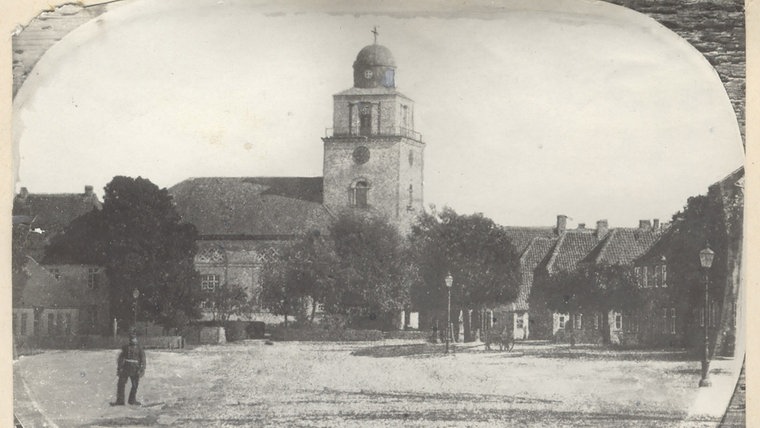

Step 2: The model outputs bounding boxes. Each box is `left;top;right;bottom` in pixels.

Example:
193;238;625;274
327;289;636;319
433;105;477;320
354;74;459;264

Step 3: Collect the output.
117;342;146;377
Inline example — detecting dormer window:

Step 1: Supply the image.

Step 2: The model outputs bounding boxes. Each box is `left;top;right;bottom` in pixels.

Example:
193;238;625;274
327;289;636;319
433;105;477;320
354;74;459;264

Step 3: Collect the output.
350;180;370;208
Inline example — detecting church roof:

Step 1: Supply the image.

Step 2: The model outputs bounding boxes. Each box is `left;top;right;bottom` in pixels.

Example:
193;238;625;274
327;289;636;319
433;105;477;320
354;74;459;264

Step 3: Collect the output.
354;44;396;68
334;87;411;98
169;177;332;238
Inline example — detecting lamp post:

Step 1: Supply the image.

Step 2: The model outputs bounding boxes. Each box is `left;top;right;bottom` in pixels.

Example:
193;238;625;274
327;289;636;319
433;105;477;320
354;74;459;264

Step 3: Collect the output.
132;288;140;329
698;246;714;387
445;272;453;354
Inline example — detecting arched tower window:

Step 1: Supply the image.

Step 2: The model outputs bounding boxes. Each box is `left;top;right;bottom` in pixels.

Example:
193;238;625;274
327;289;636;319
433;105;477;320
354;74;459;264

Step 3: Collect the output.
359;103;372;136
350;180;370;208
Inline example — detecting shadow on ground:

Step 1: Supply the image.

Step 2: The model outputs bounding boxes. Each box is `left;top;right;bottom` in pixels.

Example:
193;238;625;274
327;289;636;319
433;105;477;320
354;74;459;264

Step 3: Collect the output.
352;342;694;362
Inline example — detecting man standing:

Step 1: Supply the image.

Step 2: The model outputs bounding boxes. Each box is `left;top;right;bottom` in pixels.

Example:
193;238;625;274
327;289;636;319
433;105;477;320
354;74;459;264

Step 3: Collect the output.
113;331;146;406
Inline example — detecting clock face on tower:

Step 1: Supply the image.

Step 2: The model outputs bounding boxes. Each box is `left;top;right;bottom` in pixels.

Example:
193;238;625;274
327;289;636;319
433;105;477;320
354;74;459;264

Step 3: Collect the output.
353;146;370;164
364;69;373;79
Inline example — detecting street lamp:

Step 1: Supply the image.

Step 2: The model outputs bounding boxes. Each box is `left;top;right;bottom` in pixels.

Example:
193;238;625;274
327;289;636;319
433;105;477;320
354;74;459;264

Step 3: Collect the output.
445;272;453;354
698;246;715;387
132;288;140;329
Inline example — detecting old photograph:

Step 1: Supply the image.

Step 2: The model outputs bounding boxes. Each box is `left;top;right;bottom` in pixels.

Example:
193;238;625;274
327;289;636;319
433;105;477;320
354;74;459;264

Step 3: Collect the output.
8;0;746;426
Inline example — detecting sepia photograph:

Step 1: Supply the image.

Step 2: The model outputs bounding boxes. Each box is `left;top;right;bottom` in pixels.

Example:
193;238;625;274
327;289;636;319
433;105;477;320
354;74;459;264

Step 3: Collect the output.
7;0;748;426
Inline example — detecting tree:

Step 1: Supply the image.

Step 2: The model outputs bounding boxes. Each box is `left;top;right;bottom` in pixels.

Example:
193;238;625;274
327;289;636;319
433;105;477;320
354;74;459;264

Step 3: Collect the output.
203;283;254;323
261;231;341;327
531;263;640;343
45;176;202;329
409;207;521;341
329;213;415;328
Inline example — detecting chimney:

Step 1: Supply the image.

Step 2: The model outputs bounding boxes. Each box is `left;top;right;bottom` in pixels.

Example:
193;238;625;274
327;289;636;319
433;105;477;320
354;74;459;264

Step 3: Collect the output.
596;219;609;239
556;215;567;235
84;185;93;196
639;219;652;230
19;187;28;199
578;223;586;230
653;218;660;230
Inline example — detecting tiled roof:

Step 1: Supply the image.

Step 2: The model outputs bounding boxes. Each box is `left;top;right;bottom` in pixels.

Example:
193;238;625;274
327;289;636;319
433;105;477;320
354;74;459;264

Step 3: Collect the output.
587;228;660;266
513;236;557;310
13;192;101;231
545;230;602;274
502;226;556;255
18;258;82;308
635;225;679;265
169;177;332;238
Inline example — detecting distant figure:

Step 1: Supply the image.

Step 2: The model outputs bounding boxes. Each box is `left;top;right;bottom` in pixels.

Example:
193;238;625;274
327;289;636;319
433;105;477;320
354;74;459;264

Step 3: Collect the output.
113;331;146;406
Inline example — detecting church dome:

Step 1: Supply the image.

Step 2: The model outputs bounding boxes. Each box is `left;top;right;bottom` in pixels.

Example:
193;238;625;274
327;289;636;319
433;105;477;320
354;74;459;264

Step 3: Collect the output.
352;44;396;88
354;44;396;67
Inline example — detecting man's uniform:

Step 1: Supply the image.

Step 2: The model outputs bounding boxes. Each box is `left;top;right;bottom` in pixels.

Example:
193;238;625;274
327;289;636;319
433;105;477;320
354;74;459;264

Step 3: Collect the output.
115;334;146;405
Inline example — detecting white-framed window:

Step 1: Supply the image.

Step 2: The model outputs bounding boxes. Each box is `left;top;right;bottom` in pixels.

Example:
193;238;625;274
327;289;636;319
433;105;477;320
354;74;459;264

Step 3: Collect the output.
516;315;524;329
201;274;220;291
634;267;641;287
661;264;667;287
614;313;622;330
655;265;662;287
662;308;669;334
670;308;676;334
593;313;600;330
574;313;582;330
87;268;100;289
558;314;566;329
642;267;648;288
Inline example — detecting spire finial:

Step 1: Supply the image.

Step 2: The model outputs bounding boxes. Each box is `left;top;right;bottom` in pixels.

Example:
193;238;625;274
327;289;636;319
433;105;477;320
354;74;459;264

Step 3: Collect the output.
372;26;379;44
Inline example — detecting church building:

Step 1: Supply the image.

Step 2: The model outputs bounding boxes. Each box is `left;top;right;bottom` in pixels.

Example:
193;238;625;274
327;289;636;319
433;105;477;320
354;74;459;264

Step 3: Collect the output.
170;37;425;320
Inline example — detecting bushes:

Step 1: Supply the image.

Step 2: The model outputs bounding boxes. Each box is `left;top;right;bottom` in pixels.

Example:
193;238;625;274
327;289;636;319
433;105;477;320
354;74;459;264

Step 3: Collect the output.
270;325;384;341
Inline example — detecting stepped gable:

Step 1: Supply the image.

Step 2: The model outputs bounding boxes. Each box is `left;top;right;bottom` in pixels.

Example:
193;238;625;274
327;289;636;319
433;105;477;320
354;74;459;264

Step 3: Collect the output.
169;177;332;238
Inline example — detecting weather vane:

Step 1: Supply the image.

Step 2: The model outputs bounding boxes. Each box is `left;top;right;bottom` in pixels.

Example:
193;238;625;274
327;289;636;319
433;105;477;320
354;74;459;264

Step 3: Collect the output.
372;26;379;44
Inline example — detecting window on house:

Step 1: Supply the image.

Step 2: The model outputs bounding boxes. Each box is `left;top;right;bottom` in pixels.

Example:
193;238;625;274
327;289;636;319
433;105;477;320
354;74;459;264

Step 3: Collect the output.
594;313;600;329
20;313;28;336
700;307;705;327
634;267;641;287
662;308;669;334
87;268;100;289
614;313;622;330
33;310;40;336
47;313;55;336
65;313;72;335
50;267;61;280
662;264;667;287
670;308;676;334
516;315;524;329
558;314;566;329
408;184;413;209
574;313;582;330
57;313;64;336
201;274;220;291
351;181;370;208
655;265;662;287
642;267;648;288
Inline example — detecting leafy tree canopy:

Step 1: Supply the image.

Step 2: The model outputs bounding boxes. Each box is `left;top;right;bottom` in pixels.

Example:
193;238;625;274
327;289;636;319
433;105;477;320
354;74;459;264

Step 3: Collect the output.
408;207;521;312
45;176;202;328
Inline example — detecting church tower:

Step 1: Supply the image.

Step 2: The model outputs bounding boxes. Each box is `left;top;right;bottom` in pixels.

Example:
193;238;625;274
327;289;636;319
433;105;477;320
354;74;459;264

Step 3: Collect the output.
322;33;425;235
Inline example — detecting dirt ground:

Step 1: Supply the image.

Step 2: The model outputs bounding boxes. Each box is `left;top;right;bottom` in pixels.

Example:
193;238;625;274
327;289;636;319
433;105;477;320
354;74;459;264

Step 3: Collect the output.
13;340;737;427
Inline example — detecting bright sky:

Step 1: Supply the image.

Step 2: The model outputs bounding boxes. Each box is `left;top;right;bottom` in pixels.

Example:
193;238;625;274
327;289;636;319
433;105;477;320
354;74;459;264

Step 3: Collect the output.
13;0;744;227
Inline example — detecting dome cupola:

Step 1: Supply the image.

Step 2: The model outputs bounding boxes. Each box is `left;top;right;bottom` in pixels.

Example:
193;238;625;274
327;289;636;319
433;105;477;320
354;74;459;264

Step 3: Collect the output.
353;33;396;88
